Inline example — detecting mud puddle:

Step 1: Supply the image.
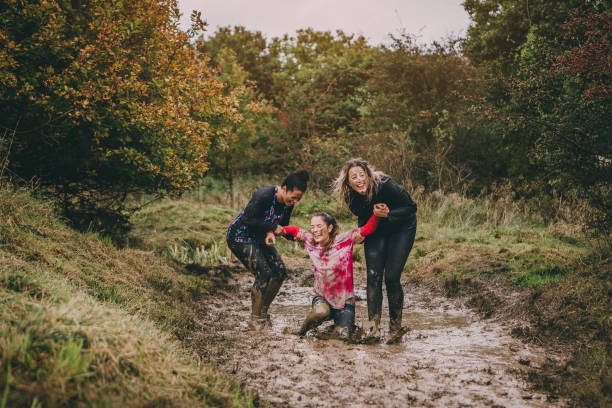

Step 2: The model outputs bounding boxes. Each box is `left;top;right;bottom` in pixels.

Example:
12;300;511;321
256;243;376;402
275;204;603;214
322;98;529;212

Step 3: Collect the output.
193;259;565;407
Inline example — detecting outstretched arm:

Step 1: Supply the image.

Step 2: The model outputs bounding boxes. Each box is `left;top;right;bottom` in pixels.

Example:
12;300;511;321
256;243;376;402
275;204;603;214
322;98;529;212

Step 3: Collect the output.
353;214;379;243
283;226;307;242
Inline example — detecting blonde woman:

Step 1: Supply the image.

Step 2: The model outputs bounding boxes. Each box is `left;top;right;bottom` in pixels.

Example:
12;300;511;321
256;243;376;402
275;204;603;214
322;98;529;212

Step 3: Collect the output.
333;158;417;343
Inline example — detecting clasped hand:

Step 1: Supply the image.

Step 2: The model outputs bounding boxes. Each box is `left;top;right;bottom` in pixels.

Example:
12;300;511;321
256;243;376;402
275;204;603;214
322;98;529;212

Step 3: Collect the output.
373;203;389;218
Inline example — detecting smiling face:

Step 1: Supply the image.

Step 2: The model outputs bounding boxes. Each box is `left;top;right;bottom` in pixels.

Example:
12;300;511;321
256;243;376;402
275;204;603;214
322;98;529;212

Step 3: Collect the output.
347;165;369;195
310;215;333;245
279;186;304;206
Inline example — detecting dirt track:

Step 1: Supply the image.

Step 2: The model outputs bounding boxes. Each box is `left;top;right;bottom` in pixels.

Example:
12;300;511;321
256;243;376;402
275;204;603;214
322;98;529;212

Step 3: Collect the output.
192;257;566;407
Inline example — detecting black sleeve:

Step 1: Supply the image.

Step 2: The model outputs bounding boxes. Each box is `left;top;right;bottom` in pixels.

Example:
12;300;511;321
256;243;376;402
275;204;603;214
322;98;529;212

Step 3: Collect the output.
383;179;417;223
348;195;360;217
348;193;371;227
240;188;277;232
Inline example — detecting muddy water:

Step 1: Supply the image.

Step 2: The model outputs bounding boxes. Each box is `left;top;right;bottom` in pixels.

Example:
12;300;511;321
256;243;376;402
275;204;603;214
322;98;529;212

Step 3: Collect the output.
194;260;564;407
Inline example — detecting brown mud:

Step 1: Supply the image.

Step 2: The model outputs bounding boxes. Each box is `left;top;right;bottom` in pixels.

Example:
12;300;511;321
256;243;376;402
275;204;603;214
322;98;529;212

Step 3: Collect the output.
192;258;567;407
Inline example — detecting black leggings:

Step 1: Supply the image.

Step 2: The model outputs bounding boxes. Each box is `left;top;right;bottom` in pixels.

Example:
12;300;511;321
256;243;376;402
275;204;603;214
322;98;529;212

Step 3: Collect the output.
226;239;287;291
364;223;416;322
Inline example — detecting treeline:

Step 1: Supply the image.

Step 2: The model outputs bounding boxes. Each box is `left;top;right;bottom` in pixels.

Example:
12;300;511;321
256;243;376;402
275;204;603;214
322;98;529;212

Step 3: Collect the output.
1;0;609;236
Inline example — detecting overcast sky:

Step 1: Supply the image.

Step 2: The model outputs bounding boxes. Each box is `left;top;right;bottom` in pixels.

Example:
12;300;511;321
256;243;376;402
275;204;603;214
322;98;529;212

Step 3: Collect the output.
177;1;472;46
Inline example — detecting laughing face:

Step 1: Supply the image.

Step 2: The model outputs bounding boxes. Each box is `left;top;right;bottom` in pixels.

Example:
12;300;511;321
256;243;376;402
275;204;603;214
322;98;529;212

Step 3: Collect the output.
279;186;304;206
310;215;333;245
348;165;368;195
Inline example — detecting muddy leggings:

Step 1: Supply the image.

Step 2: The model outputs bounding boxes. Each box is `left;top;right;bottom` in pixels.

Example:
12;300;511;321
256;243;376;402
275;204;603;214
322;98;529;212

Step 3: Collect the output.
364;223;416;323
312;296;355;330
226;239;287;292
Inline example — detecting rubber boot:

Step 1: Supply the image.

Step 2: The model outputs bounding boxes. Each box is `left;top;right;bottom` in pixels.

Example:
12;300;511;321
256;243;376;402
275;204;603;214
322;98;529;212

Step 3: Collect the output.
248;286;266;330
386;308;409;344
260;276;283;326
362;314;381;343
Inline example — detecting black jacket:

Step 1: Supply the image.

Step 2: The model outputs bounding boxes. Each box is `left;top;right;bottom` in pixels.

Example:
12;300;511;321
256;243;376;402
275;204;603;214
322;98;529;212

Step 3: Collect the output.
348;176;417;235
227;186;294;244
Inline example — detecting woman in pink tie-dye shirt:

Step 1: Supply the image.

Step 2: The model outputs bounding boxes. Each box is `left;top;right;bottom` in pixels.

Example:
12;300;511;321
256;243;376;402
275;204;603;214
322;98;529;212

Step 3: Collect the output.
283;211;379;337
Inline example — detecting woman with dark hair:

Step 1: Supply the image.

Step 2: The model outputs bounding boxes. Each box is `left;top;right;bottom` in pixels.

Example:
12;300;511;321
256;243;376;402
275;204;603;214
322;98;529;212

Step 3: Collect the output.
282;211;379;338
226;170;309;330
333;158;417;343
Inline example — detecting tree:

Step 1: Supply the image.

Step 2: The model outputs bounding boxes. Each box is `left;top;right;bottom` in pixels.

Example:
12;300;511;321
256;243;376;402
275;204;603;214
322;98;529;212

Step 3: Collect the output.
531;5;611;233
195;26;281;100
356;35;491;191
0;0;233;236
270;29;374;183
205;47;278;206
461;0;588;183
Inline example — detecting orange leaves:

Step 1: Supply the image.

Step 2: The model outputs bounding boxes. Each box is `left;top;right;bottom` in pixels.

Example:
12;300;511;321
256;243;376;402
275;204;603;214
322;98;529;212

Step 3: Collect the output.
2;0;234;221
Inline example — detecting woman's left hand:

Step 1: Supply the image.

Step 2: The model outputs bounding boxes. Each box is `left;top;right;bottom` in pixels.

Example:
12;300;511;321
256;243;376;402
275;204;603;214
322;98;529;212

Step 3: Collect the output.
373;203;389;218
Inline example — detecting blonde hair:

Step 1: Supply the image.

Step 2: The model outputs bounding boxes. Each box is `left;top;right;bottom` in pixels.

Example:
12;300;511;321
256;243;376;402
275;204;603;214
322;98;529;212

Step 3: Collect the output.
332;158;385;206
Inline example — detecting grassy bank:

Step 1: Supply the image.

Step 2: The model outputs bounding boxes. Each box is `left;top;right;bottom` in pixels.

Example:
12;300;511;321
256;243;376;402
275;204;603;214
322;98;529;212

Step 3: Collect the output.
129;178;610;407
0;186;254;407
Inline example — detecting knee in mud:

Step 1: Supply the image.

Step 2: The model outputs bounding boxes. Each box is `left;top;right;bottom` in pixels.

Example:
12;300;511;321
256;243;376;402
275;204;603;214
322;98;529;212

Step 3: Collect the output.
312;301;331;319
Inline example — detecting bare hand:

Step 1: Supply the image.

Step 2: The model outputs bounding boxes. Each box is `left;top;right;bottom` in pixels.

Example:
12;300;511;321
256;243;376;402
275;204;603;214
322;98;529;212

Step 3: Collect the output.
373;203;389;218
265;232;276;246
274;225;285;235
352;230;365;244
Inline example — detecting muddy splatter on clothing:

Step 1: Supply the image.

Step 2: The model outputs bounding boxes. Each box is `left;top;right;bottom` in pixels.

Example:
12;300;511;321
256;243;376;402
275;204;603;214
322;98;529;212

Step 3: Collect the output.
283;215;379;309
227;240;287;291
347;176;417;323
312;295;355;329
227;186;294;293
227;186;293;245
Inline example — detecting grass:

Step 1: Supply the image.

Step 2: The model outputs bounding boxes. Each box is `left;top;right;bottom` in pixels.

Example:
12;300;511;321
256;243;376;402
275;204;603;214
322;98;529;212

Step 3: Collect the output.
151;176;609;406
2;175;609;407
0;186;254;407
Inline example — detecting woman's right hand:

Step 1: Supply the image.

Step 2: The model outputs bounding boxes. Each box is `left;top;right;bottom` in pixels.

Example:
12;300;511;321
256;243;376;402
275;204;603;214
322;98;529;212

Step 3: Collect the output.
373;203;389;218
274;225;285;235
265;231;276;246
352;230;366;244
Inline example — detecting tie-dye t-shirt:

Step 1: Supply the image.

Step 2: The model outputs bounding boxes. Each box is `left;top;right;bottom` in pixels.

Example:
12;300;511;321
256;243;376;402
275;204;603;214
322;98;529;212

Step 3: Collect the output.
294;229;358;309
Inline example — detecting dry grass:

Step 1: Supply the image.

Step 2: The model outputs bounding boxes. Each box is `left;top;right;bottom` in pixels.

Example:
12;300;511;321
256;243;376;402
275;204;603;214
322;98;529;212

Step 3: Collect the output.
0;186;254;407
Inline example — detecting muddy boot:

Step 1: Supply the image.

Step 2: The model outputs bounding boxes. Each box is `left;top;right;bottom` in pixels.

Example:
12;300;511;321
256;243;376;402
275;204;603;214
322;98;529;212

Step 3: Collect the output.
261;276;283;325
362;314;381;342
248;286;266;331
386;309;409;344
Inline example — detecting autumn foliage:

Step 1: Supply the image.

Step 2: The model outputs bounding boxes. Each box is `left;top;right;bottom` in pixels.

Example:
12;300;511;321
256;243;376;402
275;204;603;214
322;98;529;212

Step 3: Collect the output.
0;0;233;234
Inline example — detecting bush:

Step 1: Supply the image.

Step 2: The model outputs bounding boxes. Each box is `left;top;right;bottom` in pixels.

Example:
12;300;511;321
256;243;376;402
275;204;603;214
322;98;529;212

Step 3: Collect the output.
0;0;233;236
